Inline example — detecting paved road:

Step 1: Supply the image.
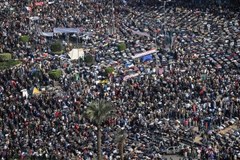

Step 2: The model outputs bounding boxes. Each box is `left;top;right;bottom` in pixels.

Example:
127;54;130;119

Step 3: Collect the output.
162;155;183;160
163;155;198;160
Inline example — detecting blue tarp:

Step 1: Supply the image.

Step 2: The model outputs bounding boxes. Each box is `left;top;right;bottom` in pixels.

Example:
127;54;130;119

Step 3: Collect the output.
125;62;133;68
141;54;153;62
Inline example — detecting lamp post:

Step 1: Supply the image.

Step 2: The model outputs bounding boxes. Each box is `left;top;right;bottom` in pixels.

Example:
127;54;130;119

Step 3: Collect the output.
112;0;115;35
157;0;170;50
163;1;166;30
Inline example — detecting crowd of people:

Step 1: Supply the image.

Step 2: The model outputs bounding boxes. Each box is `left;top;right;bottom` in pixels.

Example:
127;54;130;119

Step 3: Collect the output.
0;0;240;159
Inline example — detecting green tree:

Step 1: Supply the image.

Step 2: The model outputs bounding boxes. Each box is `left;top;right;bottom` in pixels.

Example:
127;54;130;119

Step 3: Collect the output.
105;67;114;75
115;129;127;160
50;42;63;54
85;100;115;160
0;53;12;61
20;35;30;43
84;54;94;64
48;69;62;80
0;60;21;71
118;42;126;51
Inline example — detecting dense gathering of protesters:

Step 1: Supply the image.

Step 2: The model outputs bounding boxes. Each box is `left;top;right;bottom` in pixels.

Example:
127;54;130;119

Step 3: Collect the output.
0;0;240;159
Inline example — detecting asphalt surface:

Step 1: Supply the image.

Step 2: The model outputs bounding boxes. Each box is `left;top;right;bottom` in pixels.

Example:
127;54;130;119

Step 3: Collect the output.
163;155;183;160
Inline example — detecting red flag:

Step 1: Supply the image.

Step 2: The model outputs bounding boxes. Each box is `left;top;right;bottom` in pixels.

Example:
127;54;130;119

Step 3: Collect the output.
158;67;164;75
193;104;197;112
35;2;44;6
25;6;32;12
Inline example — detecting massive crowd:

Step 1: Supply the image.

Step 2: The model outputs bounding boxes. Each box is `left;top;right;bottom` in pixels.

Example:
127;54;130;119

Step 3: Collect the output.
0;0;240;159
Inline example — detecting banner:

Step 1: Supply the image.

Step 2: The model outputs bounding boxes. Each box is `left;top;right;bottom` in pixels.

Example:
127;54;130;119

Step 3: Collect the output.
29;16;40;21
41;32;54;37
123;73;140;81
53;28;81;33
131;30;150;37
132;49;157;59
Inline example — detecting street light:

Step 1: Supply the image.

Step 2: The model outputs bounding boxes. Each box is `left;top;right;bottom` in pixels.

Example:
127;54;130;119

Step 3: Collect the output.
112;0;115;35
156;0;171;50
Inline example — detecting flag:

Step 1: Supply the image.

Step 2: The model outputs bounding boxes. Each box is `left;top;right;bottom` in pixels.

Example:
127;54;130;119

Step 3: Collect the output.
35;2;44;6
158;67;164;75
154;29;161;33
33;87;41;95
25;6;32;12
48;1;55;4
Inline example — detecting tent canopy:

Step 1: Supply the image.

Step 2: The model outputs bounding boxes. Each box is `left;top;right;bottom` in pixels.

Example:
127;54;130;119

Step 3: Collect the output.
68;48;84;60
141;54;153;62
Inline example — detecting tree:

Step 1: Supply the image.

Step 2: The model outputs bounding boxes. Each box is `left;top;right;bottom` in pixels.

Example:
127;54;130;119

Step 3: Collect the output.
84;54;94;64
105;66;114;75
115;129;127;160
0;53;12;61
118;42;126;51
85;100;115;160
48;69;62;80
50;42;64;55
20;35;30;43
0;60;21;71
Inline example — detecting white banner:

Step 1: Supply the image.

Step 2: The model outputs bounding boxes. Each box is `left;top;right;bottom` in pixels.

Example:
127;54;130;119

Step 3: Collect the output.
123;73;140;81
53;28;81;33
29;16;40;21
131;30;150;37
41;32;54;37
132;49;157;59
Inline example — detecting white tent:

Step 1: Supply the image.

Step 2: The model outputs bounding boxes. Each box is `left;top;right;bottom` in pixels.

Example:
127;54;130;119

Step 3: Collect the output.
68;48;84;60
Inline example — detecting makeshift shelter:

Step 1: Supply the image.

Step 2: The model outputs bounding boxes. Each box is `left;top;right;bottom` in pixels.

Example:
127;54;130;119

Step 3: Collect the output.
68;48;84;60
141;54;153;62
125;62;134;68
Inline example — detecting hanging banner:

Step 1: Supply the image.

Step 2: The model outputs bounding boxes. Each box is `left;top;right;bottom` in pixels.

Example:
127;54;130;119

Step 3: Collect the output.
53;28;81;33
29;16;40;21
131;30;150;37
41;32;54;37
123;73;140;81
132;49;157;59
